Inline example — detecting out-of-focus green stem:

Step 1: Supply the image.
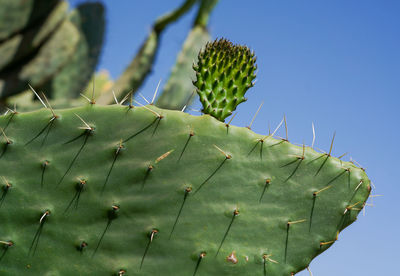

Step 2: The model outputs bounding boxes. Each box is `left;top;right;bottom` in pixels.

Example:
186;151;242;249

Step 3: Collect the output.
194;0;219;28
97;0;198;105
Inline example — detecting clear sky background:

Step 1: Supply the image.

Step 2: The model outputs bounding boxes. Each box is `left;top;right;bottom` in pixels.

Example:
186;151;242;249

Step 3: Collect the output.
69;1;399;275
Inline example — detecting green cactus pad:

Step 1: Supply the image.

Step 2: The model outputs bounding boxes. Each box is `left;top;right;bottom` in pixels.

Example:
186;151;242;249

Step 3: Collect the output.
46;2;105;100
0;1;68;72
0;19;79;98
0;104;370;275
193;39;257;122
0;0;58;41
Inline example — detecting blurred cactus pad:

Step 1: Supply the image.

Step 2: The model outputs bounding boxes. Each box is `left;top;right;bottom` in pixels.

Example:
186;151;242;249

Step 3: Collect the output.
0;0;105;99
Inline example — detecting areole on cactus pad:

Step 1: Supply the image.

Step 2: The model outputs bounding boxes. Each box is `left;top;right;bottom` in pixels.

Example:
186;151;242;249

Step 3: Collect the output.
0;103;370;275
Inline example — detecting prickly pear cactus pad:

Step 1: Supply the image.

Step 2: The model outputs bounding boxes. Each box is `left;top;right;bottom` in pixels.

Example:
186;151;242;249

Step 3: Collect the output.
0;105;370;275
193;39;257;121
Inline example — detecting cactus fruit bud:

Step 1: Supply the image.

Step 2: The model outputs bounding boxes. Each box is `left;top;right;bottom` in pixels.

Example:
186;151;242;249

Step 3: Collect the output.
193;39;257;121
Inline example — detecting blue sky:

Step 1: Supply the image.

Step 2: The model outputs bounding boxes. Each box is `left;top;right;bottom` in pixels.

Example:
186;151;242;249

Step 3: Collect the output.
70;1;399;274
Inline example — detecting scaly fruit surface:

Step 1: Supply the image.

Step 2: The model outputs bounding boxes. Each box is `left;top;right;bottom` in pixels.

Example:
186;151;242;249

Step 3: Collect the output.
0;104;370;275
193;39;257;122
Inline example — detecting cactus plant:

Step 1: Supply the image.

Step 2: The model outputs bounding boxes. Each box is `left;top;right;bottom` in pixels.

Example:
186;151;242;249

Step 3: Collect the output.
0;1;372;274
0;36;371;275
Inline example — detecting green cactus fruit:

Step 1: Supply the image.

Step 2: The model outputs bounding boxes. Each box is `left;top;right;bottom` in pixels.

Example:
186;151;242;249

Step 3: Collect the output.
156;26;211;110
0;1;68;71
193;39;257;122
0;20;79;99
0;104;370;275
45;2;105;100
0;0;59;41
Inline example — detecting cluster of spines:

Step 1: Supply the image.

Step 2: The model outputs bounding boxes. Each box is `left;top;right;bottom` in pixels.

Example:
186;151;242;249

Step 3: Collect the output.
193;38;257;122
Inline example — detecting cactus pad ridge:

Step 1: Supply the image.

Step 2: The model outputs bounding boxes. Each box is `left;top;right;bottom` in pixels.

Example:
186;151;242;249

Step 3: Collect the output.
0;104;370;275
193;38;257;121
